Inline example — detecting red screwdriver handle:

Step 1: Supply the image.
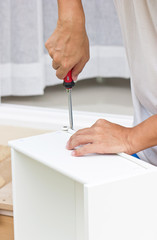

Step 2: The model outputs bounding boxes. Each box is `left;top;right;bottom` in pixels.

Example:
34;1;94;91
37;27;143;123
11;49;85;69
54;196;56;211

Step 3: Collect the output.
63;70;75;89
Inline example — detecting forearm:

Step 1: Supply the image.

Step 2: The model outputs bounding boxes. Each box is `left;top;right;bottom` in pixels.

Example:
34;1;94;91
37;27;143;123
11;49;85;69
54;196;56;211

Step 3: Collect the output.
129;115;157;154
57;0;85;25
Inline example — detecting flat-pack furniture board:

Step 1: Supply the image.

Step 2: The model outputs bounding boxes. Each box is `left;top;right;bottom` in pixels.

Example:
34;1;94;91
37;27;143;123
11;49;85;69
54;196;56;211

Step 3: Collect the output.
10;130;157;240
0;145;14;240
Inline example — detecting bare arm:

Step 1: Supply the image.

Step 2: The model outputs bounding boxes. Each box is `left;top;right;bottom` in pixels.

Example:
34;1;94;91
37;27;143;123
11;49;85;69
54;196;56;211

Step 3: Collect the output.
58;0;85;22
66;115;157;157
45;0;89;80
129;115;157;153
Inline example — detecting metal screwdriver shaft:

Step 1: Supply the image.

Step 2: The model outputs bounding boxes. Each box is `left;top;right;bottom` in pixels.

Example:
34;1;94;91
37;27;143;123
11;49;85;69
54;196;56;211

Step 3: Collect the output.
67;88;73;130
63;70;75;130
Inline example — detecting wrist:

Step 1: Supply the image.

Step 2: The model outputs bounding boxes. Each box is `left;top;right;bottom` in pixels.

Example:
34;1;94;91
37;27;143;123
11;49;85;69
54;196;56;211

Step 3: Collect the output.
57;19;85;34
58;14;85;30
125;125;145;155
127;116;157;155
123;127;136;155
58;0;85;27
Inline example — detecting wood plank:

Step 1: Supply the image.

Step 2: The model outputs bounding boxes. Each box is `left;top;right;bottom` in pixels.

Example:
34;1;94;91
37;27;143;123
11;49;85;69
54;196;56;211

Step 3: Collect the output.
0;146;13;211
0;183;13;211
0;146;10;163
0;125;48;212
0;215;14;240
0;125;49;146
0;157;12;188
0;175;5;188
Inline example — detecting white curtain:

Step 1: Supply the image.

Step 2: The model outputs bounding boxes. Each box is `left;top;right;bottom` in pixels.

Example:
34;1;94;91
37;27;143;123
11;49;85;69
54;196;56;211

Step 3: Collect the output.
0;0;129;96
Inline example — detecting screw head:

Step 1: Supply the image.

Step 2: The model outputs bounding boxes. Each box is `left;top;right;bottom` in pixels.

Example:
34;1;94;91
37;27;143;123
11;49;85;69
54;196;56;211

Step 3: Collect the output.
62;126;68;131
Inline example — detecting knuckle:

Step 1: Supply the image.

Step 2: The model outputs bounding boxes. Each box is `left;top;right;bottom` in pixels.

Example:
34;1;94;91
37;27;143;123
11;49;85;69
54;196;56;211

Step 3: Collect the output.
70;136;80;147
96;119;105;125
94;126;101;133
52;61;55;68
48;49;54;59
45;40;49;49
75;129;82;135
53;54;60;64
45;40;53;54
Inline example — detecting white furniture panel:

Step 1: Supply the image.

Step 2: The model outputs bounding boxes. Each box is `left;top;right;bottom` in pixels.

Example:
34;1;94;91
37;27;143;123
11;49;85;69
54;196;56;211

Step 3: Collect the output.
12;150;84;240
85;172;157;240
10;130;157;240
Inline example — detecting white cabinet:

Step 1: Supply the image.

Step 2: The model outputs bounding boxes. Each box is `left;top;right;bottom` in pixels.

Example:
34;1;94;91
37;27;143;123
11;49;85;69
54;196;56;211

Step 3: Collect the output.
9;130;157;240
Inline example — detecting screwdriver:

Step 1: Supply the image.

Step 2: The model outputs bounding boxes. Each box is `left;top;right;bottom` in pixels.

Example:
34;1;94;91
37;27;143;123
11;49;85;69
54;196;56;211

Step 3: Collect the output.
63;70;75;130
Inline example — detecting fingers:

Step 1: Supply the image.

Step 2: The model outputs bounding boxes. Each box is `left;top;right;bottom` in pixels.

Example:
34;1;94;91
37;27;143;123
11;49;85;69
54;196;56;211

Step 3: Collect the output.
50;51;88;80
72;60;85;81
67;134;93;150
67;128;92;149
56;59;86;80
45;38;89;80
52;54;70;79
71;36;89;81
52;58;88;80
53;61;73;79
45;40;54;59
45;41;69;79
56;65;69;79
52;61;59;70
70;128;91;139
66;118;128;157
46;44;73;79
72;144;98;157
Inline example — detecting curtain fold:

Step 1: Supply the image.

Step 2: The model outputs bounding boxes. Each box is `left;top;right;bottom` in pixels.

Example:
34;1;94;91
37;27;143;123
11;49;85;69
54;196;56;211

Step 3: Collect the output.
0;0;129;96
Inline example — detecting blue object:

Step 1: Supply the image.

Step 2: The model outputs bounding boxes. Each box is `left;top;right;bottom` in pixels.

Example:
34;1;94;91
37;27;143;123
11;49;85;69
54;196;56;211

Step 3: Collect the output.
132;153;140;159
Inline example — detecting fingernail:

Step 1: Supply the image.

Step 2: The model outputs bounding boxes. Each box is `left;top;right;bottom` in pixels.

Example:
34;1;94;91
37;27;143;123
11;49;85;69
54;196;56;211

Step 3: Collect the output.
66;141;69;149
71;151;76;156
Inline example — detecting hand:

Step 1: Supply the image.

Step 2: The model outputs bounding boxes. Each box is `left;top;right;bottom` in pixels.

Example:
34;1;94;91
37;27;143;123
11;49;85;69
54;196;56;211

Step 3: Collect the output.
45;19;89;80
66;119;133;157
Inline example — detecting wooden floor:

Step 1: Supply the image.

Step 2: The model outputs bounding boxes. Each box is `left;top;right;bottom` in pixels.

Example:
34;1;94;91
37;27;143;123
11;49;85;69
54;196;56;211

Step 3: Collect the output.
0;145;14;239
0;215;14;240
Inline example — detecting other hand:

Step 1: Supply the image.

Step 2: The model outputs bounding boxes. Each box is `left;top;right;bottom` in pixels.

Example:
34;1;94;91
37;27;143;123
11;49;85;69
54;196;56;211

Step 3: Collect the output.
66;119;133;157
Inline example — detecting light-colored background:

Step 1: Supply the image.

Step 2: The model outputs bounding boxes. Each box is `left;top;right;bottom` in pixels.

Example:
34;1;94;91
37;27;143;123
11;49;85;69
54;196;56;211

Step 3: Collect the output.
1;0;129;95
2;78;133;116
1;0;133;116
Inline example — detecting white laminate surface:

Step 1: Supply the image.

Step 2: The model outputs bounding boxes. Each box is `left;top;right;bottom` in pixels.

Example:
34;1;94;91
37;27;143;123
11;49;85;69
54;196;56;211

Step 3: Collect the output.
9;131;151;185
